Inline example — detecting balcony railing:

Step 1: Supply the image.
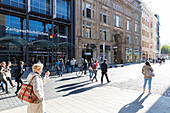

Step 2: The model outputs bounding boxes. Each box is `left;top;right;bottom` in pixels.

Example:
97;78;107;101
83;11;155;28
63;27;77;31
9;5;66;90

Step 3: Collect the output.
0;0;26;9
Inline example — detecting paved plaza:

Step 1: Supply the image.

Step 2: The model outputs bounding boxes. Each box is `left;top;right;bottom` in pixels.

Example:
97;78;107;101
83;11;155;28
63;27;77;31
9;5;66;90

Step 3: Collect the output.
0;61;170;113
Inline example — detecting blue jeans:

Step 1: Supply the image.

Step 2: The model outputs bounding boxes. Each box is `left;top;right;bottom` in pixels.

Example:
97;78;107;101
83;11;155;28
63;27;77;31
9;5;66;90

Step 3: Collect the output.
66;65;69;73
59;67;63;76
1;82;5;92
89;70;93;79
71;65;75;72
143;77;152;90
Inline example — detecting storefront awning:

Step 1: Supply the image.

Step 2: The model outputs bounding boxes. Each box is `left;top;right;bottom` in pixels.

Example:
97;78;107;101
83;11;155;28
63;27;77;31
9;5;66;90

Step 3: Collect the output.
0;36;28;46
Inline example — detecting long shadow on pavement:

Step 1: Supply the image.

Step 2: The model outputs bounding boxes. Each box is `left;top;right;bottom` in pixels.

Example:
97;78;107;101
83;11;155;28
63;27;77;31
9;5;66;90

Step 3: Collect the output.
0;95;17;100
118;93;150;113
56;82;91;92
55;76;84;82
63;83;106;97
55;80;89;89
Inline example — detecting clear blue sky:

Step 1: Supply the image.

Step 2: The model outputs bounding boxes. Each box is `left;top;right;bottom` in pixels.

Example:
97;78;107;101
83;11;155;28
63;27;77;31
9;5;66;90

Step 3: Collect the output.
142;0;170;45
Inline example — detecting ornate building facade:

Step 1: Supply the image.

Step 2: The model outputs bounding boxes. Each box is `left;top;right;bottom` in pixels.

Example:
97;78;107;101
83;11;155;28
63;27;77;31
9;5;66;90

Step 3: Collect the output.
75;0;142;64
141;3;158;61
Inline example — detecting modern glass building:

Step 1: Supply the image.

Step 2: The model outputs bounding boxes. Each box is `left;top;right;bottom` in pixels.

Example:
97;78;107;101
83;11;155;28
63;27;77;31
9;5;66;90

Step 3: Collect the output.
0;0;75;68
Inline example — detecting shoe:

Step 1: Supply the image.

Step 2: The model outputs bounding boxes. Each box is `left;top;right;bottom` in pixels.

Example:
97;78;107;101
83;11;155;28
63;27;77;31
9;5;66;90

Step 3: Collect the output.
15;91;18;95
12;85;15;88
101;82;103;84
6;91;10;94
108;80;111;83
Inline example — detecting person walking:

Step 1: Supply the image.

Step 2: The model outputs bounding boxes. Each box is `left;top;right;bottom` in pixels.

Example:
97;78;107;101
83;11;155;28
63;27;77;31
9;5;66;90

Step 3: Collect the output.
27;63;50;113
55;59;60;75
142;61;155;93
0;81;5;92
65;60;70;73
15;61;25;95
0;61;9;93
101;59;111;84
88;60;93;80
82;59;88;75
71;58;76;73
5;61;15;87
58;59;65;77
91;60;98;82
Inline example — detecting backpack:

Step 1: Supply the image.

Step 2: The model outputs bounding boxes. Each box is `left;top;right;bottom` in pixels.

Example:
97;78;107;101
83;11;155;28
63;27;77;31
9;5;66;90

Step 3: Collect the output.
92;63;97;69
59;62;63;67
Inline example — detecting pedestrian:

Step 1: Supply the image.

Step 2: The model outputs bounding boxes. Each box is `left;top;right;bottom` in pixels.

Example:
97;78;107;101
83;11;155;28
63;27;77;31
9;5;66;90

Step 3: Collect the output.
91;60;98;82
142;61;155;93
59;59;65;77
101;59;111;84
65;60;70;73
88;60;93;80
70;58;76;73
82;59;88;75
55;59;60;75
15;61;25;95
0;61;9;93
0;81;5;92
27;62;50;113
5;61;15;87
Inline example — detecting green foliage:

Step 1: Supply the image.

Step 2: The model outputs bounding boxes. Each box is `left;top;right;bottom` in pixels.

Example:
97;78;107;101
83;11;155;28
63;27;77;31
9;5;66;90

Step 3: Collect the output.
161;45;170;54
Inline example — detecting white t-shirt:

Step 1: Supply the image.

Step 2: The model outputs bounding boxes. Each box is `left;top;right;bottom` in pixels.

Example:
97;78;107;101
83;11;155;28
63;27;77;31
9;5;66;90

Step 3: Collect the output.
71;59;76;65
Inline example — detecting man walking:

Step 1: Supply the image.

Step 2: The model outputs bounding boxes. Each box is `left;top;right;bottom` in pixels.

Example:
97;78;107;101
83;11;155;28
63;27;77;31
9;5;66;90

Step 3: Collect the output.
55;59;60;75
101;59;111;84
70;58;76;73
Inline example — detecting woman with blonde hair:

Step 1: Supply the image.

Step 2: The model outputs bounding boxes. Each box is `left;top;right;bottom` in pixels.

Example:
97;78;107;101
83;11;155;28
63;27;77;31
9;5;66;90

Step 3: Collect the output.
27;62;50;113
6;61;14;87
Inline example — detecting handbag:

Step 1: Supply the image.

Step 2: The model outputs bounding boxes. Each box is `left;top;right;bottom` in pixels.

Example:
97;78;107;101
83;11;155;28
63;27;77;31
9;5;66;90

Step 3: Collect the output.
89;66;92;70
146;70;155;77
18;75;39;103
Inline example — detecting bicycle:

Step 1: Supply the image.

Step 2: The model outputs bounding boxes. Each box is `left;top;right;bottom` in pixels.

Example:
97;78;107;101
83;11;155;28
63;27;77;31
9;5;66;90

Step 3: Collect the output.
76;65;83;77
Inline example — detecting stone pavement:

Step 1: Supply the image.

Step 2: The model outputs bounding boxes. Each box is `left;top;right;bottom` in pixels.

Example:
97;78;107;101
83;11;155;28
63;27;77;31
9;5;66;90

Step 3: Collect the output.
1;83;170;113
0;62;170;113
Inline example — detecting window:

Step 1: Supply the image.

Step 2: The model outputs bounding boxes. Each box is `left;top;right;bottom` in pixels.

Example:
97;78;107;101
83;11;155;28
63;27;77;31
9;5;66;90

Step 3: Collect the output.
103;30;106;40
127;35;130;44
108;30;110;41
113;15;116;26
135;37;138;45
103;10;107;23
135;24;137;33
100;12;102;22
127;20;130;31
92;5;94;19
86;3;91;18
116;15;119;27
86;23;91;38
82;1;85;16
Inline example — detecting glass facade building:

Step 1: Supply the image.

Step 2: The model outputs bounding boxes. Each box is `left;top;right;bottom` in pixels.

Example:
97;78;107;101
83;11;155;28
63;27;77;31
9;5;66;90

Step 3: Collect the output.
0;0;74;67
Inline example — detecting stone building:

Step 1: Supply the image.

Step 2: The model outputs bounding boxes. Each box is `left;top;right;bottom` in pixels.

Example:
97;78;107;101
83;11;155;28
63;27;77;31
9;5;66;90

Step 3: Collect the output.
75;0;142;64
141;3;158;61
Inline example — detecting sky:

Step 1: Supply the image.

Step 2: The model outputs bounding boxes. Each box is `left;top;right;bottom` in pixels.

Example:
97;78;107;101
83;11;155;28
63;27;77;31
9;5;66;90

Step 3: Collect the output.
142;0;170;45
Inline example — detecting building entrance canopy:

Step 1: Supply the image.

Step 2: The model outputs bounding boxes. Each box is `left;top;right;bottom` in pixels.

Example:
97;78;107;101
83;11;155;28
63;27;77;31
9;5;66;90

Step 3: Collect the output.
0;36;28;47
0;37;75;49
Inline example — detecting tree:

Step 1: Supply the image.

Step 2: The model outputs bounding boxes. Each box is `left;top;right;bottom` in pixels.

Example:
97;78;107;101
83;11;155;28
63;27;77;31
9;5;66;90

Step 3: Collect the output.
161;45;170;54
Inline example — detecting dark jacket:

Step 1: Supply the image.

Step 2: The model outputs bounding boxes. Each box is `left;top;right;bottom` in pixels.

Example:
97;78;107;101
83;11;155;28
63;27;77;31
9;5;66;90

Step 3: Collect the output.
15;66;24;81
82;63;88;69
101;62;107;73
